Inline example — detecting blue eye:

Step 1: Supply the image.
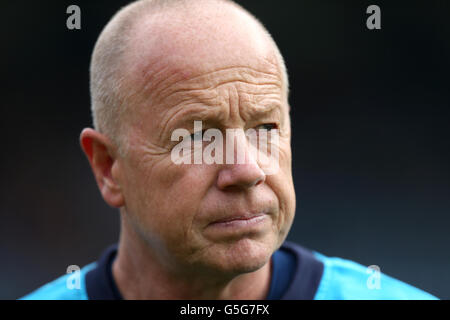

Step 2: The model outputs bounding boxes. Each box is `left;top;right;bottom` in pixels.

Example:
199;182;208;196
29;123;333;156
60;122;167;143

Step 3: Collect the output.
190;130;206;141
257;123;278;131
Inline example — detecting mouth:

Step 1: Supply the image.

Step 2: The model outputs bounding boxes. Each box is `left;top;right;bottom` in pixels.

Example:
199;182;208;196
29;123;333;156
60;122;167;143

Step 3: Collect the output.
205;212;269;236
209;213;266;226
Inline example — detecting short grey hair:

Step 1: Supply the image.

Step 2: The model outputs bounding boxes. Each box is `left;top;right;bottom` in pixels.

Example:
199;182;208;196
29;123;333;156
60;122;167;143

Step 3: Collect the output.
89;0;289;155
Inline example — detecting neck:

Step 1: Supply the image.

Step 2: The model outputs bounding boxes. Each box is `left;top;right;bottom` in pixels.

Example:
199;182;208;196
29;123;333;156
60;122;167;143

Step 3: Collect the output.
112;215;272;300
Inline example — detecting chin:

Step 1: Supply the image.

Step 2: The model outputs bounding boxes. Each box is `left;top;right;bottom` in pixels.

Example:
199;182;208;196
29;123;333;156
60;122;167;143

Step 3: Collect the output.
203;237;276;275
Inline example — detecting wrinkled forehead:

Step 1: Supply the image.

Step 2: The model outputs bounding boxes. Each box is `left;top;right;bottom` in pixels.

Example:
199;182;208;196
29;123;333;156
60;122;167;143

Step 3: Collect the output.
121;4;284;105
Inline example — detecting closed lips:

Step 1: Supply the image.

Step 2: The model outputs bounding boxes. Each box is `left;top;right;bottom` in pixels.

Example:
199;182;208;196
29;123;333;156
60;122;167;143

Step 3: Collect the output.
209;213;266;225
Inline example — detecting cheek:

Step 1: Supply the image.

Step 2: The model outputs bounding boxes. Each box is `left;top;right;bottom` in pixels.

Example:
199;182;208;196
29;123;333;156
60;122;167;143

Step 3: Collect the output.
268;142;296;235
123;157;214;247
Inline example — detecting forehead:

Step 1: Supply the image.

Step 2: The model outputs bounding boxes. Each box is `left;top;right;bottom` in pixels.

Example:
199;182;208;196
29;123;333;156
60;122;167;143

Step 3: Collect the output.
123;4;284;95
119;4;287;134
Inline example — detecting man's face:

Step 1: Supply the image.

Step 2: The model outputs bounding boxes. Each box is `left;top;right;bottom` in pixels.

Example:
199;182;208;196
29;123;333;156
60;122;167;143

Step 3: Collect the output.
113;11;296;276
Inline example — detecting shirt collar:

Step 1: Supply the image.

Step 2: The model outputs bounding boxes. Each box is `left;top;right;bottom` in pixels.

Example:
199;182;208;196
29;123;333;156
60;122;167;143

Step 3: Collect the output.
84;241;323;300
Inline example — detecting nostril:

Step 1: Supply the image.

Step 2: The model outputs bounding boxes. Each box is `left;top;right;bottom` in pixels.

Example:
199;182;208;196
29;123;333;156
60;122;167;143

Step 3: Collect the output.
217;163;266;190
254;174;265;187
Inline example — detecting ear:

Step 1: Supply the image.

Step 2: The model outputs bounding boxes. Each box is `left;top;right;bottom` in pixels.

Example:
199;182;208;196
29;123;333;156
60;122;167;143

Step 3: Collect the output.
80;128;125;208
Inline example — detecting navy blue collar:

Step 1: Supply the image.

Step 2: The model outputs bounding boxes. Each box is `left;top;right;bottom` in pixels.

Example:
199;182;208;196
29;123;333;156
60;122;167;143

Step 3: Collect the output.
279;241;324;300
85;244;122;300
85;241;323;300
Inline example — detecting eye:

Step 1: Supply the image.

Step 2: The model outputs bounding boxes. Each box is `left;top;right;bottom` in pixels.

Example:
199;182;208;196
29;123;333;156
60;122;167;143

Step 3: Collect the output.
189;129;207;141
256;123;278;131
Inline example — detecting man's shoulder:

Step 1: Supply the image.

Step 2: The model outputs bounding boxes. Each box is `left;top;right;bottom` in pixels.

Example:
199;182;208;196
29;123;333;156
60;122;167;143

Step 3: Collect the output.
310;249;438;300
19;263;96;300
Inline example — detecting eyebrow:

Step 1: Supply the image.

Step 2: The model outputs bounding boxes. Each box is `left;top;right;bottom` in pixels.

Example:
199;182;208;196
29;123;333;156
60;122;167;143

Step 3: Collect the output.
245;103;282;117
161;102;283;141
160;105;222;139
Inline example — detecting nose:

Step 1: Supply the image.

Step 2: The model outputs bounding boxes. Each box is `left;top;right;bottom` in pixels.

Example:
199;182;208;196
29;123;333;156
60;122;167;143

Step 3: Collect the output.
217;161;266;190
216;132;266;190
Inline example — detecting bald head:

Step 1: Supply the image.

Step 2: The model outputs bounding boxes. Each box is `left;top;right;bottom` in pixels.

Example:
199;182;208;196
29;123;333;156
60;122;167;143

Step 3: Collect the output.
84;1;296;288
90;0;289;151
